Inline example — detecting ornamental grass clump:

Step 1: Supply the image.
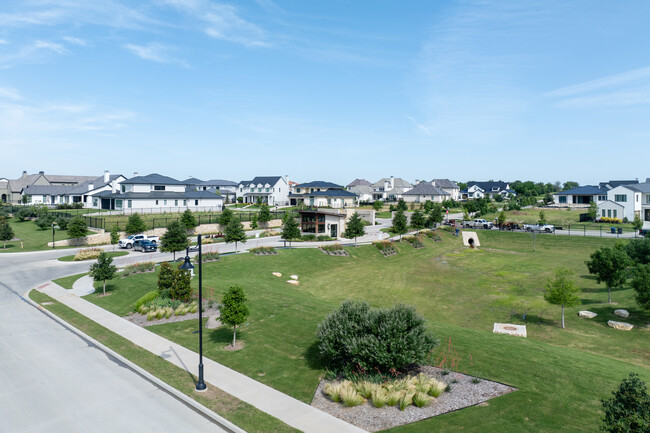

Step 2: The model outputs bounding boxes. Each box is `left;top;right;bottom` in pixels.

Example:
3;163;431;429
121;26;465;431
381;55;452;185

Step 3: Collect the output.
412;391;432;408
371;387;388;408
399;391;415;411
356;381;377;399
386;390;402;407
340;385;365;407
73;247;103;261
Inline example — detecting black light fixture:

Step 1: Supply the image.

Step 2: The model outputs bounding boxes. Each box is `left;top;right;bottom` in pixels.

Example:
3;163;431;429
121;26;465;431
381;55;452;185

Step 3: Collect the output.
52;221;58;249
179;238;206;391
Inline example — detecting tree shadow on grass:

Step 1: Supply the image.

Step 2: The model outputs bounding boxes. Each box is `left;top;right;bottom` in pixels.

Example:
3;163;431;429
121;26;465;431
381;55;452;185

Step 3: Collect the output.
303;340;325;371
521;314;556;327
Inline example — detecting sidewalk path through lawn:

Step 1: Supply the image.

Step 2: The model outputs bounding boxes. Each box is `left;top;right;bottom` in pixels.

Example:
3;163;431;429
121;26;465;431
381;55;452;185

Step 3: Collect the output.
37;282;367;433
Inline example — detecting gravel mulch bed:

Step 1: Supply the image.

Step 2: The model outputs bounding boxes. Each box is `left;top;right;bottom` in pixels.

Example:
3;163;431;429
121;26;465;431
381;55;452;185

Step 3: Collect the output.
311;366;516;432
123;306;220;327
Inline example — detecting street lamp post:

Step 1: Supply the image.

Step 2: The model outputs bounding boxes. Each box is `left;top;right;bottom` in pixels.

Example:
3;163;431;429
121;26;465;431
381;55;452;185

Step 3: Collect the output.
52;221;57;249
180;235;206;391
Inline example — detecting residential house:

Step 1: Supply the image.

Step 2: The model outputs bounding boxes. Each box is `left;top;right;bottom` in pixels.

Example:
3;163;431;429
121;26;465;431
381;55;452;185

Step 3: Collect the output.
402;182;450;203
237;176;289;206
65;172;127;207
371;176;413;201
1;170;97;204
599;180;639;190
95;173;222;211
462;181;514;200
290;181;357;208
194;179;238;203
347;179;371;188
431;179;460;201
597;180;650;226
347;184;373;203
298;209;347;238
553;185;607;206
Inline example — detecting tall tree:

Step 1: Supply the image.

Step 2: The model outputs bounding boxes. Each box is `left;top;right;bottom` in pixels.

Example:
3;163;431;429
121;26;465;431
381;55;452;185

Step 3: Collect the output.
410;209;425;230
170;269;192;302
396;199;407;212
343;212;365;246
110;223;120;251
157;262;175;299
497;210;507;228
250;214;258;230
220;286;249;347
218;207;233;227
587;201;598;221
373;200;383;212
0;218;14;249
601;373;650;433
427;204;444;228
543;268;581;328
180;209;197;231
632;214;644;233
160;221;189;260
125;213;147;234
631;264;650;310
67;216;88;239
392;208;408;240
538;210;547;226
258;204;272;228
89;252;118;296
224;217;246;252
281;215;301;246
586;246;631;303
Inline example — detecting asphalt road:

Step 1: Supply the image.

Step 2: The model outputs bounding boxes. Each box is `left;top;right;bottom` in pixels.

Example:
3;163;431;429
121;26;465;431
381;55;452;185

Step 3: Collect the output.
0;248;230;433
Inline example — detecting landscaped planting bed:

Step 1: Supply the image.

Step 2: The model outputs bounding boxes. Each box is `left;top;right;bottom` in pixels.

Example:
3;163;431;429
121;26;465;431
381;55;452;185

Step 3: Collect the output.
320;244;349;256
373;240;397;256
122;261;156;276
250;246;277;255
404;235;425;249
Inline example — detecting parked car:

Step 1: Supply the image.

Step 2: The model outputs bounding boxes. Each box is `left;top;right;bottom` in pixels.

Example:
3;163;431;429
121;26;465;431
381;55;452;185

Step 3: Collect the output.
133;239;158;252
119;234;160;249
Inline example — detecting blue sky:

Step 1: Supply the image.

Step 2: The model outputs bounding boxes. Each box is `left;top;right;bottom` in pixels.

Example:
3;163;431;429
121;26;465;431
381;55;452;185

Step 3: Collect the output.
1;0;649;185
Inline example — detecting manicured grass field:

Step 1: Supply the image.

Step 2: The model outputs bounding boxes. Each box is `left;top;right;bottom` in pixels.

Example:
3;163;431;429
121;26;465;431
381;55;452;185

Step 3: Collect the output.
0;219;73;252
52;272;87;290
57;251;129;262
82;231;650;432
482;206;636;231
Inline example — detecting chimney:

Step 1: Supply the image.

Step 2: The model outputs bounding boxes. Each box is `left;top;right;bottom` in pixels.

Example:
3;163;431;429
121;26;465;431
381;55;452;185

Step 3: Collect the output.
133;172;139;178
284;174;289;185
390;176;395;190
88;183;94;192
104;170;109;183
22;170;27;179
39;171;44;175
415;179;419;185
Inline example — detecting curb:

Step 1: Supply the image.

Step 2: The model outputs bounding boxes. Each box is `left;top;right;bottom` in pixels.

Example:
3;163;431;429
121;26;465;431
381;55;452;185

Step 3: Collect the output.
25;287;247;433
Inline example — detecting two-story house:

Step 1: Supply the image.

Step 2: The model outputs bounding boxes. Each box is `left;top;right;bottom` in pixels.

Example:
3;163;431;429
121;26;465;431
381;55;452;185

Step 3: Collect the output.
371;176;413;201
402;182;450;203
196;179;238;203
237;176;289;206
597;180;650;226
431;179;460;201
463;181;514;200
289;181;357;208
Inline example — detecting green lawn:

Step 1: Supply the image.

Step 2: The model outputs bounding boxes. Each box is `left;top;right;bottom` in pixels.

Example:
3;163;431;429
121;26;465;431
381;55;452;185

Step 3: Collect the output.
0;219;74;252
483;207;636;231
57;251;129;262
28;290;298;433
52;272;87;290
82;231;650;432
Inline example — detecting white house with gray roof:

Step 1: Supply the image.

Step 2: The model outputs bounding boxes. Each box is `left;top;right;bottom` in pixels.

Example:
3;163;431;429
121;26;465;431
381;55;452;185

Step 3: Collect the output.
289;181;357;208
237;176;289;206
403;182;450;203
597;180;650;227
431;179;460;201
371;176;413;201
1;170;97;204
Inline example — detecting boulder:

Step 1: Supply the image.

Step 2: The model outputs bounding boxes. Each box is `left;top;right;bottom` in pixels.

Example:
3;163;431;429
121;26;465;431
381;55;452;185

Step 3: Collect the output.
287;280;299;286
578;310;597;319
614;309;629;318
607;320;633;331
290;274;298;280
272;272;282;277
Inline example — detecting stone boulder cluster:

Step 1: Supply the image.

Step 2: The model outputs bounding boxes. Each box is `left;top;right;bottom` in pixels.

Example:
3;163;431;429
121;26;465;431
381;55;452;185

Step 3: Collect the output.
578;308;634;331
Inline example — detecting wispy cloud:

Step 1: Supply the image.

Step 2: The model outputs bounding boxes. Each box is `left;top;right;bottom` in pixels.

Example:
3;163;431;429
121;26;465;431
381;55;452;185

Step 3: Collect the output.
404;115;431;136
124;42;188;67
163;0;269;47
0;40;68;68
0;39;8;44
62;36;87;46
547;66;650;97
0;86;22;100
34;40;66;54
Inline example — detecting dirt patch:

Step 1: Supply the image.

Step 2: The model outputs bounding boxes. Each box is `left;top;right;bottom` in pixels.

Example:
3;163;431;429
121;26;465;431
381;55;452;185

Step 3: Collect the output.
224;341;245;351
97;293;112;298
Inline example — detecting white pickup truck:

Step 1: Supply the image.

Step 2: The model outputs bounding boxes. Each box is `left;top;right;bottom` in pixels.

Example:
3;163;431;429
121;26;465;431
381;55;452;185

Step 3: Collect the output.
463;219;494;229
118;234;160;249
523;224;555;233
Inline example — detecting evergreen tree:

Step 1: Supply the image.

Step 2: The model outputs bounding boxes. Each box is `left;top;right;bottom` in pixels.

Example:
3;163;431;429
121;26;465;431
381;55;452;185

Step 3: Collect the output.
89;252;118;296
343;212;365;246
125;213;147;234
219;207;233;227
258;204;272;227
396;199;407;212
373;200;383;211
180;209;197;231
170;268;192;302
67;216;88;239
538;210;547;225
497;210;507;227
601;373;650;433
631;264;650;310
110;223;120;251
157;262;175;299
543;268;581;328
220;286;249;347
410;209;425;230
281;216;301;246
588;201;598;221
0;218;14;249
250;214;258;230
160;221;189;260
392;208;408;240
224;217;246;252
586;246;631;303
632;214;644;232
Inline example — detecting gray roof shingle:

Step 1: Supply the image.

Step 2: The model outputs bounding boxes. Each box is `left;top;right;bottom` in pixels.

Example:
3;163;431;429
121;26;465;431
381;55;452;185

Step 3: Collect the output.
403;183;450;196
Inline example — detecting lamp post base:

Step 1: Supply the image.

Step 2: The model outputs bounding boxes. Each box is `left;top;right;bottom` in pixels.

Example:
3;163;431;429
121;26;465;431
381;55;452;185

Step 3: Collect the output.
195;364;207;391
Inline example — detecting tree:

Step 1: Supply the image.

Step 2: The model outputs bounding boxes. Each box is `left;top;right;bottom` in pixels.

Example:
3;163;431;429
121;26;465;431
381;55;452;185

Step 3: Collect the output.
67;216;88;239
373;200;383;212
0;219;14;249
601;373;650;433
220;286;249;347
180;209;197;231
110;223;120;251
588;201;598;221
250;214;258;230
34;213;55;230
562;181;579;191
538;210;547;226
396;199;407;212
428;204;444;228
632;214;644;232
343;212;365;246
586;246;631;303
89;252;118;296
392;208;408;240
224;217;246;252
219;207;233;227
410;209;425;230
258;204;272;228
157;262;175;299
125;213;146;234
631;264;650;310
281;215;301;246
497;210;507;228
543;268;581;328
160;221;189;260
625;238;650;265
170;269;192;302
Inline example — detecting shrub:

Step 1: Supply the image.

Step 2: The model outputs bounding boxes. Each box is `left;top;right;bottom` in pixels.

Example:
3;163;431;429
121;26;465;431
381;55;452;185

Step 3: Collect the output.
386;391;401;406
250;246;276;255
301;234;317;241
356;381;377;399
157;262;175;299
321;244;343;253
316;235;333;241
371;388;388;408
194;250;221;262
340;386;365;407
323;382;343;403
170;269;192;302
73;248;102;261
316;301;437;377
373;240;396;255
67;216;88;238
134;290;159;312
404;235;424;248
413;391;432;408
399;392;415;410
601;373;650;433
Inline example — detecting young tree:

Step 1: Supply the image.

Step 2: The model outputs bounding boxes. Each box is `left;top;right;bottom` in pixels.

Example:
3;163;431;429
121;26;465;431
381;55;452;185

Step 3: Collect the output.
343;212;365;246
110;223;120;251
224;217;246;252
160;221;189;260
631;264;650;310
396;199;407;212
220;286;249;347
601;373;650;433
410;209;425;230
250;214;258;230
125;213;147;234
170;268;192;302
0;219;14;249
632;214;644;232
258;204;272;228
586;246;631;303
423;200;434;213
89;252;118;296
543;268;581;328
157;262;175;299
281;215;301;246
538;210;547;226
180;209;197;231
497;210;507;228
67;216;88;239
218;207;233;227
392;208;408;241
372;200;383;212
588;201;598;221
428;204;444;228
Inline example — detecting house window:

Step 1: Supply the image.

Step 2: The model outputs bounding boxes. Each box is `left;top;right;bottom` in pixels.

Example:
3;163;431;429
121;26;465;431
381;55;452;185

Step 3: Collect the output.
636;194;639;202
93;198;98;207
121;185;125;193
647;195;650;204
116;199;123;209
613;210;617;218
183;200;187;206
155;200;159;205
266;188;270;192
195;200;198;206
602;209;606;217
598;195;606;201
614;194;627;202
174;200;178;206
164;200;167;205
559;196;567;204
128;200;132;208
607;209;611;218
154;185;165;191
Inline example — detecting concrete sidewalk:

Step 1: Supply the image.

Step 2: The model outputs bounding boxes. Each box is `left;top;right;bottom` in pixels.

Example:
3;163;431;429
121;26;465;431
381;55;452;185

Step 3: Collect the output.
38;283;367;433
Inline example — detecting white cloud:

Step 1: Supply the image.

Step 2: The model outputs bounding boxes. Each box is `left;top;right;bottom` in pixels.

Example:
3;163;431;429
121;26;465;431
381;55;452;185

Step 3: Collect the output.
0;40;69;68
547;66;650;98
34;40;67;54
124;43;188;67
0;39;8;44
404;115;432;136
0;87;22;100
62;36;87;46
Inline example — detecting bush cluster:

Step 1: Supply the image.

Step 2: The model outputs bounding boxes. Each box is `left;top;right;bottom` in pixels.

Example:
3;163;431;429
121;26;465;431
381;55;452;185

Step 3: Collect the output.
55;203;84;209
321;243;343;252
134;290;159;311
597;217;623;224
194;250;221;262
250;246;276;255
316;301;437;378
373;240;396;255
123;261;155;276
73;248;102;261
404;235;425;248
